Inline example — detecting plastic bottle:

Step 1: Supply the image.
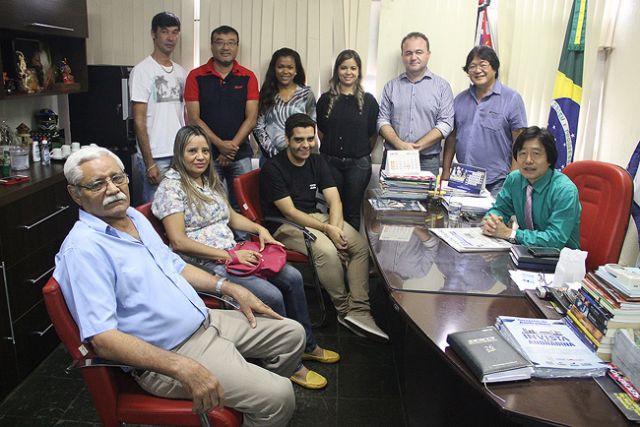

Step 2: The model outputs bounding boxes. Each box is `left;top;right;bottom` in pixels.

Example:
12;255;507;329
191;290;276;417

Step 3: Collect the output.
32;139;41;162
41;138;51;165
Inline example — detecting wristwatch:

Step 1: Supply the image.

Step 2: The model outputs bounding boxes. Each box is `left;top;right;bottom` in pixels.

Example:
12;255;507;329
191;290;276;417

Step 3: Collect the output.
507;229;517;244
215;277;227;294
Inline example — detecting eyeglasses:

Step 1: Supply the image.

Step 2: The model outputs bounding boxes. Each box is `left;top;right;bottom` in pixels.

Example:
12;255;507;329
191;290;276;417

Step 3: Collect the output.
467;62;491;72
76;173;129;193
213;40;238;48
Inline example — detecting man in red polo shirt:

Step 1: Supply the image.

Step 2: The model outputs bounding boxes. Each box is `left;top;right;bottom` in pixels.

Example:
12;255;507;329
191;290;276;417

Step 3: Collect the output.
185;25;259;210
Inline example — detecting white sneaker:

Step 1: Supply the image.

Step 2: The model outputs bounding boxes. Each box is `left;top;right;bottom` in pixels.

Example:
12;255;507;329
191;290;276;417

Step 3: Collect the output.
337;315;366;337
344;313;389;342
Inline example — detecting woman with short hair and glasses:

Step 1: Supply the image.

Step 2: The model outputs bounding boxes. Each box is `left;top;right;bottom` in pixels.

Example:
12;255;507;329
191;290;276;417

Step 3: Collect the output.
152;125;339;390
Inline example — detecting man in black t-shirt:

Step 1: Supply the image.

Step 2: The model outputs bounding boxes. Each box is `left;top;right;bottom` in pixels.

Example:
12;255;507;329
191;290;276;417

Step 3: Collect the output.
261;114;388;341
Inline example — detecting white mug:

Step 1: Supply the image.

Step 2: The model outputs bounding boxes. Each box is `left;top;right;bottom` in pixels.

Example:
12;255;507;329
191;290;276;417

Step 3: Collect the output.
61;145;71;156
71;142;81;151
51;148;62;158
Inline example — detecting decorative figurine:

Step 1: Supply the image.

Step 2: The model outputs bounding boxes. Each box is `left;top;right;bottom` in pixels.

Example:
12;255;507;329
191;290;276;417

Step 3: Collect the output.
59;58;74;84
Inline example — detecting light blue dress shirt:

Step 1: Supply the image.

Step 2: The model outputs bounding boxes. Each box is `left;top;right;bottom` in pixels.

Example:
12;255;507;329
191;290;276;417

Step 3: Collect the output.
377;69;454;156
453;81;527;184
54;207;208;349
487;169;581;249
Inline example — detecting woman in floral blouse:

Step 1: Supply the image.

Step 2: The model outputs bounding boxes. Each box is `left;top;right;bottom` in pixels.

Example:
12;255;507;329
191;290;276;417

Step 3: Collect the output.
152;125;338;390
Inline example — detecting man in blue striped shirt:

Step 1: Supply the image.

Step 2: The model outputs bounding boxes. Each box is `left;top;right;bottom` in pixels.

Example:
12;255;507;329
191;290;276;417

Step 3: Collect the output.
377;32;454;176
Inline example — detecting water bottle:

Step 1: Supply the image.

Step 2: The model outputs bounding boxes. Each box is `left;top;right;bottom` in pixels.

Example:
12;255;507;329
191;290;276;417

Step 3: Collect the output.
41;138;51;165
32;139;41;162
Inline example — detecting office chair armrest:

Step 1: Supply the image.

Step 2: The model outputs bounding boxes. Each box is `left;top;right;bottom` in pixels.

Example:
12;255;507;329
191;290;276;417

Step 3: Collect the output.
67;354;214;426
264;216;317;242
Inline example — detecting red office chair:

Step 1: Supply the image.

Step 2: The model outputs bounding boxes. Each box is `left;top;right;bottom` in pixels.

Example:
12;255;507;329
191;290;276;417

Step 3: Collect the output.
136;202;169;244
43;277;242;427
233;168;327;327
135;202;222;309
563;160;633;271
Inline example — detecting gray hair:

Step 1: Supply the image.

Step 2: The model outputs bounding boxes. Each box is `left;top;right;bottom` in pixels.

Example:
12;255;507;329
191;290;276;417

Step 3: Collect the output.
63;146;124;185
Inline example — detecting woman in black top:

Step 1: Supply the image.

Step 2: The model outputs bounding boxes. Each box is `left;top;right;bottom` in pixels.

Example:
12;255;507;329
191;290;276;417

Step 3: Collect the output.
316;50;379;230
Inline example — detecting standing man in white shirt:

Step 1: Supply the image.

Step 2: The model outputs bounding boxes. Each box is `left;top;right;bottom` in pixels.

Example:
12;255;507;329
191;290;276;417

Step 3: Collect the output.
130;11;187;203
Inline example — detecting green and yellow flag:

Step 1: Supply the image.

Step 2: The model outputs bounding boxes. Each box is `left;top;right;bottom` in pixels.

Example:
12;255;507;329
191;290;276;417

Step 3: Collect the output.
548;0;587;169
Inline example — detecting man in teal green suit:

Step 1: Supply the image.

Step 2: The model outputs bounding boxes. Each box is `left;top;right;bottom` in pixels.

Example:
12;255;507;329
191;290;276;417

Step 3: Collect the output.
481;126;581;249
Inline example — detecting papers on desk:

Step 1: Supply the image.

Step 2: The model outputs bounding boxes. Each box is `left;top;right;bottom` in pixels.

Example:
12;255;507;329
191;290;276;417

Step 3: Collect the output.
509;270;555;291
430;227;512;252
496;316;608;378
442;193;494;215
379;225;414;242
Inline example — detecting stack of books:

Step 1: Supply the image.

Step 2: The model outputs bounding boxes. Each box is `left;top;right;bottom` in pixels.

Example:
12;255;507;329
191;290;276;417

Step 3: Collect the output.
495;316;607;378
595;331;640;422
368;198;428;224
378;170;436;200
566;265;640;361
612;328;640;390
509;245;559;273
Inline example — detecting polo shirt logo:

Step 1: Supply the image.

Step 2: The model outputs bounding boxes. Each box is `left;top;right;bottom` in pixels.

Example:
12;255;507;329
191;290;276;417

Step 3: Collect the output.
309;184;317;190
234;85;244;89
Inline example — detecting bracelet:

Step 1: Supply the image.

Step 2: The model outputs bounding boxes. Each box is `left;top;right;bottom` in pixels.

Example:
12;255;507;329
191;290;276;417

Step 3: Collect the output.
215;277;226;294
146;163;157;172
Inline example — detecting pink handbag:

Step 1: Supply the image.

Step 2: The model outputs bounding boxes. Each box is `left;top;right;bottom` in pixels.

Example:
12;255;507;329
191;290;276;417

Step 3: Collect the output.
225;241;286;279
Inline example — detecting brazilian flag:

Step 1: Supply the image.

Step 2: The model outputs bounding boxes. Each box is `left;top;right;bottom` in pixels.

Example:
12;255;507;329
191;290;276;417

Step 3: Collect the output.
548;0;587;169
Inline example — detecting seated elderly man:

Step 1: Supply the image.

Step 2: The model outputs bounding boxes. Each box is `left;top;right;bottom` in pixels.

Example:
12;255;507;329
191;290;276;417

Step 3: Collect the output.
53;146;305;427
481;126;581;249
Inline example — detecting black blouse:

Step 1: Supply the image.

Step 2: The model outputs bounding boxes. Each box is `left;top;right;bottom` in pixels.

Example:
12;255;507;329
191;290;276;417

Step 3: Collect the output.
316;92;379;158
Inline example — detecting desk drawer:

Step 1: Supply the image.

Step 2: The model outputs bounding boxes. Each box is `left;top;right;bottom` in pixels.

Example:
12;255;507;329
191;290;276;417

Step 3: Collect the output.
0;182;77;266
4;239;63;322
13;300;59;378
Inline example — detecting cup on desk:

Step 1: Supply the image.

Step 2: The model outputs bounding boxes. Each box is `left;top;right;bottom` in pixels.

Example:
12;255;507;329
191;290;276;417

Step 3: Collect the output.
61;145;71;157
71;142;81;152
51;148;63;159
447;200;463;223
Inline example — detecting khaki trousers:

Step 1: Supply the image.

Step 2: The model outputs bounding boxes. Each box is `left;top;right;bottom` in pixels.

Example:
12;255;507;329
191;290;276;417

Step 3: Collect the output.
274;212;370;317
135;309;305;427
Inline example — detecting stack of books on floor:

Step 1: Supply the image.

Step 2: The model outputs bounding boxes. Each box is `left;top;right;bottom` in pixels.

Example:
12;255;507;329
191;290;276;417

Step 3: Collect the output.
509;245;559;273
567;265;640;361
594;329;640;422
495;316;607;378
368;198;428;224
378;170;436;200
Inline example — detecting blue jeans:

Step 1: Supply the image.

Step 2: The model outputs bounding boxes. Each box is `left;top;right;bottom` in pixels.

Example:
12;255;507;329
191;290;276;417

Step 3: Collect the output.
322;154;372;231
135;154;172;204
214;157;253;212
419;154;440;177
486;178;506;197
199;261;317;353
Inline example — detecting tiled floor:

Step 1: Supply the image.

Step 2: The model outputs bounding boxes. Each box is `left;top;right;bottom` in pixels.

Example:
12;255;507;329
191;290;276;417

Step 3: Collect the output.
0;279;406;427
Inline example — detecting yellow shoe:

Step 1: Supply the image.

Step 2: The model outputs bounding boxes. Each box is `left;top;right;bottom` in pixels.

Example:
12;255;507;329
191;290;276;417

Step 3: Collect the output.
290;370;328;390
302;348;341;364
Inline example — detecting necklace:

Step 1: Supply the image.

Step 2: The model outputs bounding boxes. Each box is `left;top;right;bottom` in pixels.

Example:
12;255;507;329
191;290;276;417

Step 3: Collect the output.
160;63;174;73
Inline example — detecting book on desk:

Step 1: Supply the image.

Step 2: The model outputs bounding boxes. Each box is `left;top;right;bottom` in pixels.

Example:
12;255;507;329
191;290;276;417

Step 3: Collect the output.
447;326;533;383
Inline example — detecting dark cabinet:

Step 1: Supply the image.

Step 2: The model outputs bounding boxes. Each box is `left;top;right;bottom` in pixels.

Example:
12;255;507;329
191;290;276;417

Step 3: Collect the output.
0;164;78;401
0;0;88;99
0;0;88;38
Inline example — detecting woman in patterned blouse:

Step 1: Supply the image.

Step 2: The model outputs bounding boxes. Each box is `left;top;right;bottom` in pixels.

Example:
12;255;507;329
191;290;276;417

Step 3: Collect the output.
152;125;339;390
253;48;316;161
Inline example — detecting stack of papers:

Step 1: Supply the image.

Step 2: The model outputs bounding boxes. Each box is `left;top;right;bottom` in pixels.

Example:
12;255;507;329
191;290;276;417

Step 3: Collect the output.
379;170;436;199
368;198;429;224
495;316;608;378
430;227;512;253
442;193;494;216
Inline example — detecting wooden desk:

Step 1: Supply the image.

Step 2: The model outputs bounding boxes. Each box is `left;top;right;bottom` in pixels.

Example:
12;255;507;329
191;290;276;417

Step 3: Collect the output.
364;203;630;426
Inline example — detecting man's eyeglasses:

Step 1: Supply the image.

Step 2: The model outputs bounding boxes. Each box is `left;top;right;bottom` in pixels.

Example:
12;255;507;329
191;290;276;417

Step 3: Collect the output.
76;173;129;193
467;62;491;72
213;40;238;48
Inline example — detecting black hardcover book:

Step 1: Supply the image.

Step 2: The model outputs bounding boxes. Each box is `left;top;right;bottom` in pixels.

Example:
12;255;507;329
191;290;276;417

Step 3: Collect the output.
594;375;640;422
510;245;560;266
447;326;533;383
509;252;557;273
